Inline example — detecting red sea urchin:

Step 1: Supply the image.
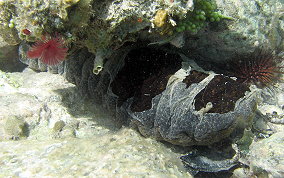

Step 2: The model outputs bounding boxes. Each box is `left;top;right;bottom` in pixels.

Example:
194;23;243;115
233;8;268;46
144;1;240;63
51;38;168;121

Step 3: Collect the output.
231;49;283;88
27;34;68;66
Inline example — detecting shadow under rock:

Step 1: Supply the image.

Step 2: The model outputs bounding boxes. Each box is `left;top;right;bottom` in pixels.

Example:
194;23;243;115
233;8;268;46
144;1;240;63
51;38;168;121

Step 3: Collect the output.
0;44;27;72
54;87;123;132
180;20;255;72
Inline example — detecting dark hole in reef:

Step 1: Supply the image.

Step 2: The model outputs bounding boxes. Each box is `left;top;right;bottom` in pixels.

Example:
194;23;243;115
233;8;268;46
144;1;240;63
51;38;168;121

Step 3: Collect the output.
111;47;182;112
194;75;250;114
182;70;209;88
0;45;27;72
195;170;234;178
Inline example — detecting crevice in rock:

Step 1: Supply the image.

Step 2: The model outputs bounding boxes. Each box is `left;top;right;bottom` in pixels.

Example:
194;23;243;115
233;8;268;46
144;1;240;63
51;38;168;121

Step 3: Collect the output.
111;47;182;112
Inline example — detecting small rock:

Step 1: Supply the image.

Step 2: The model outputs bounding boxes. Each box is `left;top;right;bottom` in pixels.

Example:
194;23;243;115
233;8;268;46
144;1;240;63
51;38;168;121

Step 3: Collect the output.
3;116;27;140
249;132;284;177
53;120;66;132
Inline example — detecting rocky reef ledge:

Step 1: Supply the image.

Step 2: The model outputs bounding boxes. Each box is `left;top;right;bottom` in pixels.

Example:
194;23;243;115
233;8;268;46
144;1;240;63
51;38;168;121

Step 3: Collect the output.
1;0;284;177
0;69;191;177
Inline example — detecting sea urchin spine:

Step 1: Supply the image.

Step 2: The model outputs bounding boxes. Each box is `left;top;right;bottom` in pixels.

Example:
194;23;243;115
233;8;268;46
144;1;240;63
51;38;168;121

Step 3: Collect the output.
231;49;283;88
27;34;68;66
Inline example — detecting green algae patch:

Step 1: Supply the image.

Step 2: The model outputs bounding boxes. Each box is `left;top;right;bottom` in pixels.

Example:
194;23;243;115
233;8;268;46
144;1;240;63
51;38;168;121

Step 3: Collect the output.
176;0;225;33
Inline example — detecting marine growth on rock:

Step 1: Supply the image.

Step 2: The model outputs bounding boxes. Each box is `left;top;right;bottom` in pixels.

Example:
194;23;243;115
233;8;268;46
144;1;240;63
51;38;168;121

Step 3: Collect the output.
27;34;68;66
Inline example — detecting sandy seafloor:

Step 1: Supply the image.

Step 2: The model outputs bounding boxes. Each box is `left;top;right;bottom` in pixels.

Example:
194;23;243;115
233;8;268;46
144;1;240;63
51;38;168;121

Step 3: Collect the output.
0;68;192;177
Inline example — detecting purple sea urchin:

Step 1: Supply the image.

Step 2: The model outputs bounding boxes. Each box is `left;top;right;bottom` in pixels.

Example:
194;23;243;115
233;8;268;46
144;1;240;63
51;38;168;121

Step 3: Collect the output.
230;49;283;88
